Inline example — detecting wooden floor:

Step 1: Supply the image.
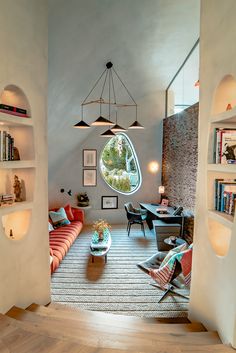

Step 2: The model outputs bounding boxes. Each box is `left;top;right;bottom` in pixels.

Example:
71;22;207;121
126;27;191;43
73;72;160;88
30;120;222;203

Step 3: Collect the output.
0;303;234;352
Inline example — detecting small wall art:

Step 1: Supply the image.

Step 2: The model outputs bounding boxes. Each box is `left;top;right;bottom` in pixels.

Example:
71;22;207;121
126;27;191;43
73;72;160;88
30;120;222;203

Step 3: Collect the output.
101;196;118;209
83;149;97;167
83;169;97;186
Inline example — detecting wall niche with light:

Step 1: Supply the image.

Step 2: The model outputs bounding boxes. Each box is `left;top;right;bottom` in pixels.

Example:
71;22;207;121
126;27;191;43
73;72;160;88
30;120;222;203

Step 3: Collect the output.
0;84;35;240
207;74;236;256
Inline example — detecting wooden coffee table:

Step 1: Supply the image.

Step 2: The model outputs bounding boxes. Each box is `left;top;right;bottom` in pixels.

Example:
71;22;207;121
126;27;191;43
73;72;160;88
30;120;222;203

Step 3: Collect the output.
90;229;111;263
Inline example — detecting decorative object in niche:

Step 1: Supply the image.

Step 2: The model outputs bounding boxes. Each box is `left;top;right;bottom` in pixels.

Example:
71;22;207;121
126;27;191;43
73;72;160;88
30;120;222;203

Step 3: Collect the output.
0;194;14;205
13;147;20;160
13;175;22;202
101;196;118;209
77;192;90;207
226;103;232;111
83;169;97;186
83;149;97;167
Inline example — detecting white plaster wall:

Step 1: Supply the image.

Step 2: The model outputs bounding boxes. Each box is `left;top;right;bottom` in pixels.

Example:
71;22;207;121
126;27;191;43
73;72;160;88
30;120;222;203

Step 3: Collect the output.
48;0;200;220
189;0;236;346
48;92;164;224
0;0;50;312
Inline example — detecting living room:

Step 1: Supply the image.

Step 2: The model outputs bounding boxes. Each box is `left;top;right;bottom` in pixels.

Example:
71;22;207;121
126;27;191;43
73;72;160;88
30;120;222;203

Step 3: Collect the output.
1;0;236;350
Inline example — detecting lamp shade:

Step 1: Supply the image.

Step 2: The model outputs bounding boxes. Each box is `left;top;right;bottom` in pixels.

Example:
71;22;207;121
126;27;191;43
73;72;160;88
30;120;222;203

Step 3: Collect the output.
100;128;116;137
111;124;127;132
73;120;90;128
91;116;114;126
158;186;165;194
129;120;144;129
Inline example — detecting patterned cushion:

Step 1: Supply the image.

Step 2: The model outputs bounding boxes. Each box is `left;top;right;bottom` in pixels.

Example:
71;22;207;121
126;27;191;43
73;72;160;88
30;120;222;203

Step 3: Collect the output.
48;222;54;232
160;243;187;268
64;204;74;221
49;207;70;228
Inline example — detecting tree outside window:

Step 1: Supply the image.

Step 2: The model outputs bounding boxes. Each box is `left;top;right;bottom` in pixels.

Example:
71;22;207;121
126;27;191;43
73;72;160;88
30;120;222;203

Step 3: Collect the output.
100;133;142;194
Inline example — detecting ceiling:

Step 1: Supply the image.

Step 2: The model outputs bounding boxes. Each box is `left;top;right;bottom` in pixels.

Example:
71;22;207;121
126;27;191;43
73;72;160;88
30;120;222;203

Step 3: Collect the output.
48;0;200;171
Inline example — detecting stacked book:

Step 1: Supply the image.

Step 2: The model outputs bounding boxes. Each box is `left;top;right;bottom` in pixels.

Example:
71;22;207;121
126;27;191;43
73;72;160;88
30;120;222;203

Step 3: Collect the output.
0;104;28;118
0;131;14;161
0;194;14;205
213;128;236;164
215;179;236;215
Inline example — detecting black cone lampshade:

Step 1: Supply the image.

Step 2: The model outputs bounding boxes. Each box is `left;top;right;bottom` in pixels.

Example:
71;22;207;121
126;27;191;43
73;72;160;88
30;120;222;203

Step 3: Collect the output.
111;123;126;132
100;128;116;137
91;115;114;126
128;120;144;129
73;120;90;128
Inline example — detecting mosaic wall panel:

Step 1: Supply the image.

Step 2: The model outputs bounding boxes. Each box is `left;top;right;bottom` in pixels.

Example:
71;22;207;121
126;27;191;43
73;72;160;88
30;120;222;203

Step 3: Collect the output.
162;103;199;213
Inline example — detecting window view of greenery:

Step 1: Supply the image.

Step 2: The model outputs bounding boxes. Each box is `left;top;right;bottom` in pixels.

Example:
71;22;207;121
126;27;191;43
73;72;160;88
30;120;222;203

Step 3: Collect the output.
100;133;141;194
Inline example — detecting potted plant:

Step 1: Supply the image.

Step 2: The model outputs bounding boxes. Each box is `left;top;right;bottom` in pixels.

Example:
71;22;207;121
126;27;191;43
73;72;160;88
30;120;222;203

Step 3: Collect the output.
92;219;111;240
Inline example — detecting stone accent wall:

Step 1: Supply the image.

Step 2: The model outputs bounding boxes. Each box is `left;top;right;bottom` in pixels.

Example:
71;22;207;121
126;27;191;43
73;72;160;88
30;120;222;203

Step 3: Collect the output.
162;103;199;242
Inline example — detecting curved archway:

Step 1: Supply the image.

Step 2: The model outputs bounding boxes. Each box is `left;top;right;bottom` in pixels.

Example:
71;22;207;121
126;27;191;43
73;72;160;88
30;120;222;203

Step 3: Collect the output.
212;74;236;115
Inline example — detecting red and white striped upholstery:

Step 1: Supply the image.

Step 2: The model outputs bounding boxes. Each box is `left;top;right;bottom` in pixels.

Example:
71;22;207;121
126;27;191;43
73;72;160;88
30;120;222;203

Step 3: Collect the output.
49;207;84;273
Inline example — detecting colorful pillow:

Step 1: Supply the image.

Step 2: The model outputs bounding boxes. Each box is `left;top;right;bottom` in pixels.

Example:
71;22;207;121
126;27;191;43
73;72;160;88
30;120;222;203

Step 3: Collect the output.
49;207;71;228
160;243;187;268
64;204;74;221
48;222;54;232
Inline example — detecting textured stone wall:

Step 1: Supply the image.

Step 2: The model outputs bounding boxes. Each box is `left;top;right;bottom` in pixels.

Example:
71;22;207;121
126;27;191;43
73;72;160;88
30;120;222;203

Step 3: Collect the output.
162;103;198;211
162;103;199;241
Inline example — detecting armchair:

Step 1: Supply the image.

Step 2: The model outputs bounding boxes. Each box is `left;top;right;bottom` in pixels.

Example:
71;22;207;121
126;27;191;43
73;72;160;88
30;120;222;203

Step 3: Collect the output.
137;244;192;302
124;202;147;237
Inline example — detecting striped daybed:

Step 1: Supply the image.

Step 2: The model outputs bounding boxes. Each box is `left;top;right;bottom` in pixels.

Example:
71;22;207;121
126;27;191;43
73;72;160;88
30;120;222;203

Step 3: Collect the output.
49;206;84;273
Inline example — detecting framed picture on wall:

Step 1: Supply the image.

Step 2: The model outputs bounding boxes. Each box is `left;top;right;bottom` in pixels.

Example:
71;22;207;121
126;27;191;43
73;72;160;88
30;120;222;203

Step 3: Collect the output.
83;149;97;167
83;169;97;186
101;196;118;209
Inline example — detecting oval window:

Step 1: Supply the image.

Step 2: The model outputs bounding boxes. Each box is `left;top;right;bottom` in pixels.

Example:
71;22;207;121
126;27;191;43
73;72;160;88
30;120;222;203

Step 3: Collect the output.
100;133;142;195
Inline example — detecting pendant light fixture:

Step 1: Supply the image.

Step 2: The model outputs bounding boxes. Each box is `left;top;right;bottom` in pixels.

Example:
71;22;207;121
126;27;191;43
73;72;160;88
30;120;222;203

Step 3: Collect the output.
73;106;90;128
73;61;144;133
111;111;127;132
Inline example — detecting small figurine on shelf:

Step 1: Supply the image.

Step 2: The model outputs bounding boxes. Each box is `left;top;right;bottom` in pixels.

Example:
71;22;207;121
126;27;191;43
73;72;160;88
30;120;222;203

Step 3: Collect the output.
13;147;20;161
13;175;22;202
9;229;14;239
77;192;89;207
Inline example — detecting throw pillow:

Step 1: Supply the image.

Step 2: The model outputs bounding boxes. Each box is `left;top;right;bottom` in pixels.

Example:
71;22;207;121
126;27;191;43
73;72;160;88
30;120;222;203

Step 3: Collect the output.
48;222;54;232
49;207;71;228
160;243;188;268
64;204;74;221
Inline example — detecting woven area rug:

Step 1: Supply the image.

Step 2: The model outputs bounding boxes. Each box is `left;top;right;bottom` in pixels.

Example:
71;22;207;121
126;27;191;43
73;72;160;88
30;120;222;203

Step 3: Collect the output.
51;225;189;318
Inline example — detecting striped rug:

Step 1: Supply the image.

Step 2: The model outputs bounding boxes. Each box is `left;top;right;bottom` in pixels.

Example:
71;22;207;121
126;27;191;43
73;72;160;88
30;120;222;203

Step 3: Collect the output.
51;225;189;318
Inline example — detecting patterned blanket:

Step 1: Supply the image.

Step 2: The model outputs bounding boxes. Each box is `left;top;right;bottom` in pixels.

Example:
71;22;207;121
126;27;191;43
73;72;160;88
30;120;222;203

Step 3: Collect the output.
150;246;192;289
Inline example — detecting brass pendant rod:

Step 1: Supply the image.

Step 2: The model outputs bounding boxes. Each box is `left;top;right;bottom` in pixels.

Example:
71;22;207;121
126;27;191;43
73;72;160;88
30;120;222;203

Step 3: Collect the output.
81;68;106;105
81;100;136;107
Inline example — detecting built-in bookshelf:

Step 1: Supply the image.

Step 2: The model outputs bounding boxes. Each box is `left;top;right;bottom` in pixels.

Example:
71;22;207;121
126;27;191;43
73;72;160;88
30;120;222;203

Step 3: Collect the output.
207;78;236;256
0;85;35;240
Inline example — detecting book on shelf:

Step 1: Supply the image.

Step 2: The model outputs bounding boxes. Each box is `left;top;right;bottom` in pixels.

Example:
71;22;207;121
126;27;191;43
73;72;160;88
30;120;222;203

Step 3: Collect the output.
0;109;29;118
213;128;236;164
0;130;14;161
0;104;27;115
0;194;14;205
215;178;236;216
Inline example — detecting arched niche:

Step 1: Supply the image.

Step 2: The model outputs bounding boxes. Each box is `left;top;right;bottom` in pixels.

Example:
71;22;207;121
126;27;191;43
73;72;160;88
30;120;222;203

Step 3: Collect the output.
2;209;32;241
208;218;231;257
0;84;31;116
212;75;236;115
